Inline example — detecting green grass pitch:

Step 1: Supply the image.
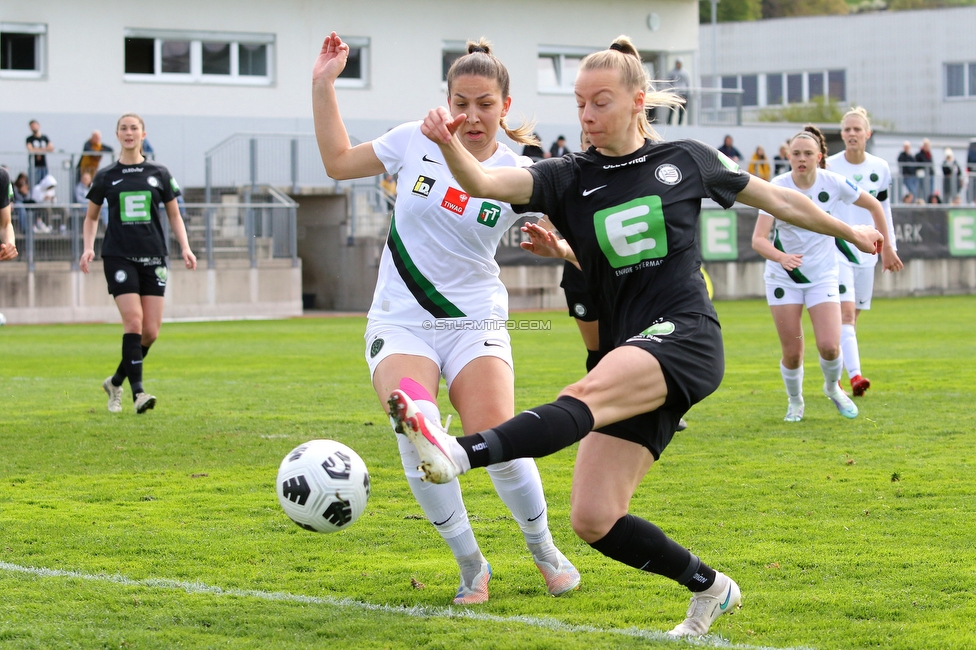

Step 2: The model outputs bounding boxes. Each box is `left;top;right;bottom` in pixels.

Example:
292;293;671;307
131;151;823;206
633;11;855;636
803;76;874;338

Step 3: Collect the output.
1;296;974;649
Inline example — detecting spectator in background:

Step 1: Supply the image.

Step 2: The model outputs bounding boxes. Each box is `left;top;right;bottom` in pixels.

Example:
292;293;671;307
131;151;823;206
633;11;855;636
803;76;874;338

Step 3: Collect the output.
941;148;963;203
521;133;546;161
897;141;917;201
718;135;742;162
31;174;57;233
773;142;790;176
968;139;976;203
927;192;942;204
548;135;568;158
12;172;32;234
915;138;933;200
380;172;397;211
748;145;771;181
667;58;691;125
902;192;915;204
26;120;54;185
75;172;93;204
0;165;17;261
79;130;114;180
142;139;155;159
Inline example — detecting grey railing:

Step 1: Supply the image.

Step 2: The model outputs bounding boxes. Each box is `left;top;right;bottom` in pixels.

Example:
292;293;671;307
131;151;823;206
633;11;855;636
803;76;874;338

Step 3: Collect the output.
7;188;298;272
1;150;119;206
202;132;391;241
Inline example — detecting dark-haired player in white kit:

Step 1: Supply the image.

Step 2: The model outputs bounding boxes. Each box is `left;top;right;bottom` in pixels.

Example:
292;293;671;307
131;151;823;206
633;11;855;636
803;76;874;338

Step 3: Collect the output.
80;113;197;413
392;37;883;637
1;166;19;261
313;32;579;605
827;107;904;397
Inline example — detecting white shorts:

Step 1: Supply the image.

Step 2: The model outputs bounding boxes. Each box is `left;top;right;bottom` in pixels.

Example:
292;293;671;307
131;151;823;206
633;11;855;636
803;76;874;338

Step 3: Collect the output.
364;320;513;388
765;281;841;309
837;262;876;310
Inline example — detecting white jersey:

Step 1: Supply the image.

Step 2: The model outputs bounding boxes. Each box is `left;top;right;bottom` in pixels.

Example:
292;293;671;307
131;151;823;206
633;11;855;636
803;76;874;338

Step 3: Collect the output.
827;150;896;267
761;169;860;286
369;121;532;326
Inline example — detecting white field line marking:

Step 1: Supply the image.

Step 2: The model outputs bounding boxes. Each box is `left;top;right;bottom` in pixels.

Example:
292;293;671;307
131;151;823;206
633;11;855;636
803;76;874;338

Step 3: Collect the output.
0;561;814;650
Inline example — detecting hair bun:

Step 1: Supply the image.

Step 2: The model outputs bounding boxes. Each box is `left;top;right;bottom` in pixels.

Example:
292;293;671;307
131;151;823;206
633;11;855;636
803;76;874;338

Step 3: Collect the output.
609;43;625;52
469;45;489;54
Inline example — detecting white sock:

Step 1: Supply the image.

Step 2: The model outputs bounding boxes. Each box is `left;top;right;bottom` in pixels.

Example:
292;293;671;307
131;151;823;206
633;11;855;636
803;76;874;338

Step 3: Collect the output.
485;459;560;564
819;355;844;394
780;361;804;404
840;324;861;378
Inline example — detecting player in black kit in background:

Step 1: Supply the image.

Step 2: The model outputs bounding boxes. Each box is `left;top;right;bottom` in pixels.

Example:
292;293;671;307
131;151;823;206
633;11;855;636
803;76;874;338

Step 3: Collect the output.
392;36;884;637
79;113;197;414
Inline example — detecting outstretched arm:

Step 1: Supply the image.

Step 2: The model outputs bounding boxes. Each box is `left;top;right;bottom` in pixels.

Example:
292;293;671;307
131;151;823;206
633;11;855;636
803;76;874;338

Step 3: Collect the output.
520;221;578;265
421;107;534;204
853;190;903;272
312;32;385;180
736;176;882;255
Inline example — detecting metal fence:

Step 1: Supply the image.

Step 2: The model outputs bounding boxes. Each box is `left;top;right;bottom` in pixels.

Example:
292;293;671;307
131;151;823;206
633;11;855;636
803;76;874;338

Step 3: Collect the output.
892;162;973;205
203;132;391;240
1;150;119;206
7;186;298;272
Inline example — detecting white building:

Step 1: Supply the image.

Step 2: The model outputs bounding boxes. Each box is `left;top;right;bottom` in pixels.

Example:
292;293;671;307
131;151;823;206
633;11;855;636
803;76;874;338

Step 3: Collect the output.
1;0;699;188
699;6;976;137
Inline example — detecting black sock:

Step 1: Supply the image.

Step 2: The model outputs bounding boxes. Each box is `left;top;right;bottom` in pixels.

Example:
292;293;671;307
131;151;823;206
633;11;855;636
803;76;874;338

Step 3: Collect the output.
112;344;149;387
457;395;594;468
122;333;145;397
588;514;717;592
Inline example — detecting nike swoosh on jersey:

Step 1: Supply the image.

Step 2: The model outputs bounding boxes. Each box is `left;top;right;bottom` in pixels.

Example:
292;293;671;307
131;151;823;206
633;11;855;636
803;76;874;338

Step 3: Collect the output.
582;185;607;196
112;179;124;185
483;341;504;348
422;154;441;165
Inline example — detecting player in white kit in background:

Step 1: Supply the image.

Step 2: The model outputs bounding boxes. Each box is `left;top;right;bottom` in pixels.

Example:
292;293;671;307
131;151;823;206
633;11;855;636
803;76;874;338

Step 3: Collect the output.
827;107;904;397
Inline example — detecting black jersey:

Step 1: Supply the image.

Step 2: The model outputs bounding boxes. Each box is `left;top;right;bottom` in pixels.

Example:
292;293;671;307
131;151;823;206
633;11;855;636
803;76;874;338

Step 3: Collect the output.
515;139;749;348
88;160;181;258
0;167;11;210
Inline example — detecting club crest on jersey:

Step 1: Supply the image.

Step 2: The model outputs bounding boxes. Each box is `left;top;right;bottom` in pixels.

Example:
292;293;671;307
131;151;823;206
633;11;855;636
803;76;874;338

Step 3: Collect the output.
573;303;588;318
147;176;159;187
369;338;384;358
655;164;682;185
818;191;830;203
155;266;168;285
412;176;435;198
441;187;469;215
477;202;502;227
114;270;127;283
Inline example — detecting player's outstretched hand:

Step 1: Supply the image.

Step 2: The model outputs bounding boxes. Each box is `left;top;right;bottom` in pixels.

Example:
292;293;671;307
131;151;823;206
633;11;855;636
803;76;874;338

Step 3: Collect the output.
779;253;803;272
882;247;904;273
0;242;18;261
312;32;349;85
851;225;884;255
421;107;465;146
520;222;568;260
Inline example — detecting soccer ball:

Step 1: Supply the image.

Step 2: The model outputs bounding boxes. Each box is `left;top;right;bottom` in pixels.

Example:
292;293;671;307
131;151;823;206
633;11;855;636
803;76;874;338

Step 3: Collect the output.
276;439;371;533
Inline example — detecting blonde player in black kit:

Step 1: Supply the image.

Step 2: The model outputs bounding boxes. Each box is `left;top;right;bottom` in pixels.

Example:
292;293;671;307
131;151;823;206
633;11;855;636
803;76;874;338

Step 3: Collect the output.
80;113;197;413
390;37;884;638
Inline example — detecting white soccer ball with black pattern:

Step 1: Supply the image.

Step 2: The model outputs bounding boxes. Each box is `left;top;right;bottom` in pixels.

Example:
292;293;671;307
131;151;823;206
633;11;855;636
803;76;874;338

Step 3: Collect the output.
276;439;371;533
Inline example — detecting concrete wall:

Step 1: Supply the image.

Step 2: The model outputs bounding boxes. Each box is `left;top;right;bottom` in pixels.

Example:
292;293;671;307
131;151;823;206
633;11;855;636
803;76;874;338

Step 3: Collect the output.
0;259;302;325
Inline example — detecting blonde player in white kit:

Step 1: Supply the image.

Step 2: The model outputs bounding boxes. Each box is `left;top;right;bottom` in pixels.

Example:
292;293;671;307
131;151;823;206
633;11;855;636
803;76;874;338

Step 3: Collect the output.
752;126;894;422
312;33;579;605
827;107;904;396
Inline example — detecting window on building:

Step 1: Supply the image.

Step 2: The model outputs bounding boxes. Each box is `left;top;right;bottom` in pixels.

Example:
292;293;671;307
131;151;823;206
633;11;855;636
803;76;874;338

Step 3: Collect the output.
442;42;467;83
767;73;783;106
828;70;845;102
0;22;46;78
538;46;596;93
808;71;824;99
123;29;275;85
721;76;739;109
946;63;966;98
334;36;368;87
741;75;758;107
787;73;803;104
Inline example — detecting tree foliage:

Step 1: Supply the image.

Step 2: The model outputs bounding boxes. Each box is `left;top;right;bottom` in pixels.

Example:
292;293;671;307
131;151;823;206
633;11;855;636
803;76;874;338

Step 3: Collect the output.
757;96;846;123
762;0;850;17
699;0;763;22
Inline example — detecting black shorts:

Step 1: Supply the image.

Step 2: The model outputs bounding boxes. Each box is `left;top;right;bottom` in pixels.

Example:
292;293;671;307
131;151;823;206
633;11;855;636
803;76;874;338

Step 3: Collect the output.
560;262;599;322
103;256;168;298
596;313;724;460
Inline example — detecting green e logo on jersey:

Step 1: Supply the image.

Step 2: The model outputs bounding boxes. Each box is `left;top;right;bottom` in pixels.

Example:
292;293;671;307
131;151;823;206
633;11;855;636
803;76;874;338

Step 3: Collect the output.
120;191;152;222
594;196;668;268
477;202;502;227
